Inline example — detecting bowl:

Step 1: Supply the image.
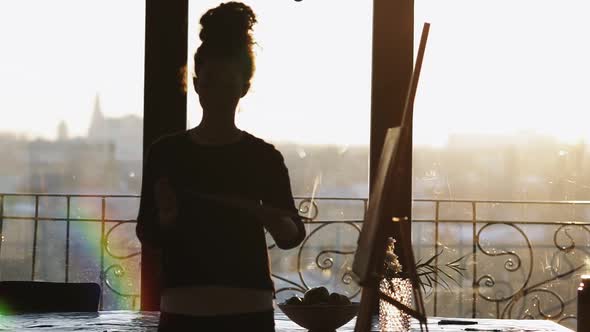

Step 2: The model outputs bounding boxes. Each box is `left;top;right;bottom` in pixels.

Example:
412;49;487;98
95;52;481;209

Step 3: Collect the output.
278;302;360;331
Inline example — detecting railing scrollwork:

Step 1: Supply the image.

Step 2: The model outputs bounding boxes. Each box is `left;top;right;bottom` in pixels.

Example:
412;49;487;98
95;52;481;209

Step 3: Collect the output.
1;193;589;330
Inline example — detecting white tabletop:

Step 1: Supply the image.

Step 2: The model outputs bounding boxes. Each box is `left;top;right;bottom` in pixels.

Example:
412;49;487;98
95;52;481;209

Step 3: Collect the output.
0;311;575;331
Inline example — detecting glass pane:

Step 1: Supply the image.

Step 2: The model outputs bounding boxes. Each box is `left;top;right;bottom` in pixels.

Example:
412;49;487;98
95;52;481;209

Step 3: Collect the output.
0;0;144;194
187;1;372;303
413;1;590;329
0;0;144;310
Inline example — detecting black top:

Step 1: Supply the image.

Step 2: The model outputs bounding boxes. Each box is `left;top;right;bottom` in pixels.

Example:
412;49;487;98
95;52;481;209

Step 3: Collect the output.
136;131;306;291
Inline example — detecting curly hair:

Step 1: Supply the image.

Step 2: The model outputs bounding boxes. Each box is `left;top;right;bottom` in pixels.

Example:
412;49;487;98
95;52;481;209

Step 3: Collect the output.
193;2;257;85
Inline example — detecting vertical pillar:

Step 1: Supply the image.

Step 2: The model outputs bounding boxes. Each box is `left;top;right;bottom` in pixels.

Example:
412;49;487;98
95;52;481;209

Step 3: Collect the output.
367;0;414;314
142;0;188;311
369;2;414;191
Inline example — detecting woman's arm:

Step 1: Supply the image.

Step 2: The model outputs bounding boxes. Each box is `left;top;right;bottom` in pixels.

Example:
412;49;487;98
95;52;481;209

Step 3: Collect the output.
260;149;306;250
178;189;305;249
136;144;163;249
256;207;304;250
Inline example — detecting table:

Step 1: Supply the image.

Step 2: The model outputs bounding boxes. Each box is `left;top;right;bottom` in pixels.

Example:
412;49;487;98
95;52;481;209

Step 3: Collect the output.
0;311;574;331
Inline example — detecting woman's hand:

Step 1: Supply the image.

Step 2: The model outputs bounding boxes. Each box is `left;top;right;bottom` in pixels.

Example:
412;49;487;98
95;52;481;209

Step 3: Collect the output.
184;191;305;248
251;204;307;250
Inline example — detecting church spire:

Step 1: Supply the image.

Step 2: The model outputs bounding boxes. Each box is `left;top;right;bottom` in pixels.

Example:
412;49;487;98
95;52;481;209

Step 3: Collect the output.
57;120;69;141
88;93;105;139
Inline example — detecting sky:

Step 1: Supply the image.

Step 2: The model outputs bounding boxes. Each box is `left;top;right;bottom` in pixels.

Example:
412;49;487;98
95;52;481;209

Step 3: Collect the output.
0;1;145;141
0;0;589;146
414;0;590;146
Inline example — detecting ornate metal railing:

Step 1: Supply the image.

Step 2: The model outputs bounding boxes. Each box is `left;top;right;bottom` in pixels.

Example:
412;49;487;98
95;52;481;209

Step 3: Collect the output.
0;193;587;329
272;198;589;332
0;193;141;310
412;199;589;327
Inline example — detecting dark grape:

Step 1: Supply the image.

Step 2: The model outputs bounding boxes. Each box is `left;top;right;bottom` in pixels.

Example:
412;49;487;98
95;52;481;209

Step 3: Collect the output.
285;296;303;305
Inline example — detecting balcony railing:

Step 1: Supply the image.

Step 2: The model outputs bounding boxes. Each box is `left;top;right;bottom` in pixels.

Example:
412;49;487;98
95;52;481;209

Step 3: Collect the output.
0;193;587;330
0;193;141;310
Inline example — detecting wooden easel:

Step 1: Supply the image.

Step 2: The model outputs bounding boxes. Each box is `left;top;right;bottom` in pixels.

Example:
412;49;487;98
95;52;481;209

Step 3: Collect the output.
352;22;430;332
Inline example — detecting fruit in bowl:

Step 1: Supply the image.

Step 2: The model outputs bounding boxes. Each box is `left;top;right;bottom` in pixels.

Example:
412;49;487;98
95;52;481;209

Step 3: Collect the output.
278;287;359;332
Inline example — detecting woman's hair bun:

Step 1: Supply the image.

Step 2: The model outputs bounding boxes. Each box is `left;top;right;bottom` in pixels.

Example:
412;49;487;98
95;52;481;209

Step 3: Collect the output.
199;2;257;51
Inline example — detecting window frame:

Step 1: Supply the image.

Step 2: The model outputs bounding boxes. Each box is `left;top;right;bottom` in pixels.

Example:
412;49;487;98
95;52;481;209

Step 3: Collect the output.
141;0;188;311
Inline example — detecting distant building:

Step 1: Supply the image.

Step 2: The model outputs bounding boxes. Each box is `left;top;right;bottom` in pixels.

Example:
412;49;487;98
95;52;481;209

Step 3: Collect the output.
87;94;142;161
57;120;69;141
25;138;117;193
0;93;143;194
0;133;28;193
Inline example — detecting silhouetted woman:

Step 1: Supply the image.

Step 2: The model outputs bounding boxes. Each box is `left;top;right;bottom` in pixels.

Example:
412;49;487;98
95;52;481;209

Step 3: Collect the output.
136;2;306;331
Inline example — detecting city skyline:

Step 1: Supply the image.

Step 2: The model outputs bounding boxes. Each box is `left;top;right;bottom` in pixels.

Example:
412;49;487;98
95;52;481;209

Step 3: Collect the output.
1;0;590;145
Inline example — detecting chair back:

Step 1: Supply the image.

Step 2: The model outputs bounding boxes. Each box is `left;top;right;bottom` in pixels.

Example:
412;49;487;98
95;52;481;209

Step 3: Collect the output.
0;281;101;314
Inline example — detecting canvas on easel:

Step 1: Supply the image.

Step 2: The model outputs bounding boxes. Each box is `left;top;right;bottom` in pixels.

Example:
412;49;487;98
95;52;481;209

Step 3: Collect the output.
352;126;401;284
352;22;431;331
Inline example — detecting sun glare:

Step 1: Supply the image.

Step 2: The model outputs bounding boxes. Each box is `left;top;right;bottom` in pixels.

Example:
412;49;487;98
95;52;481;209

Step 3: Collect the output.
0;1;588;146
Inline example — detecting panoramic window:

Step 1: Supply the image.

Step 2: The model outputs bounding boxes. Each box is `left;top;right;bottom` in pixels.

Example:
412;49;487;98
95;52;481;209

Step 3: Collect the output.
0;0;144;309
413;1;590;328
2;0;586;329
